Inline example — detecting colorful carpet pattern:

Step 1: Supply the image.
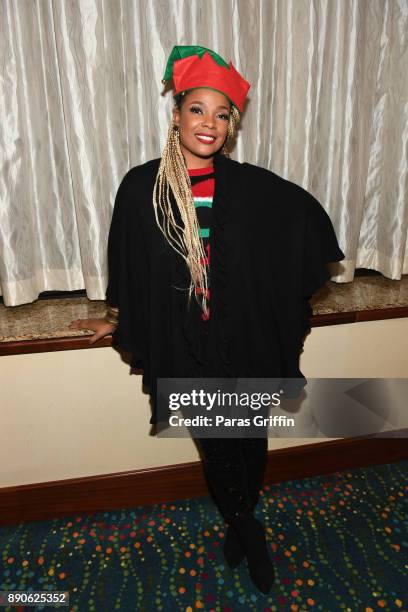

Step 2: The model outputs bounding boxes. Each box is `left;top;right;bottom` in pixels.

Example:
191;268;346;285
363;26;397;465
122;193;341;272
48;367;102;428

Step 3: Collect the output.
1;461;407;611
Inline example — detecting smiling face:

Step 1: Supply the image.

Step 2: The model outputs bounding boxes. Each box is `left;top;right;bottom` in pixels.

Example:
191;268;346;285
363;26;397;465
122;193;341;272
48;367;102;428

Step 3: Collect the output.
172;87;231;169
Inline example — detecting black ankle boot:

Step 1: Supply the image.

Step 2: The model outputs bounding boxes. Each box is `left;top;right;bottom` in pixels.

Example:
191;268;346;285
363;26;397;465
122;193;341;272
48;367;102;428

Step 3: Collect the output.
223;499;258;569
242;437;268;511
228;435;267;571
231;513;275;594
224;437;269;573
223;523;244;569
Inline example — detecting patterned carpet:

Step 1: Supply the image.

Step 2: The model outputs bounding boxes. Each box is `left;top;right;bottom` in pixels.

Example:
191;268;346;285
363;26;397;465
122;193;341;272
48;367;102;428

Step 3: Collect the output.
1;460;407;611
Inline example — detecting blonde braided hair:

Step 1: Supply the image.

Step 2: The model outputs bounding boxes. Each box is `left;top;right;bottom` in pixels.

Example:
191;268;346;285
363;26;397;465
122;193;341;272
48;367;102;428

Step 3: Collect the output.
153;97;240;316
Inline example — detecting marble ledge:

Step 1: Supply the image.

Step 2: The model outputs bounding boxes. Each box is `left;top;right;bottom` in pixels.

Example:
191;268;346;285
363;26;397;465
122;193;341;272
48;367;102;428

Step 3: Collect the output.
1;275;408;344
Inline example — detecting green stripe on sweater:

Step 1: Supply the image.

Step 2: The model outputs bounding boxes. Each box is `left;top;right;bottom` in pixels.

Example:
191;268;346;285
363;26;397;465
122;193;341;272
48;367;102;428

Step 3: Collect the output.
194;199;213;208
199;228;210;238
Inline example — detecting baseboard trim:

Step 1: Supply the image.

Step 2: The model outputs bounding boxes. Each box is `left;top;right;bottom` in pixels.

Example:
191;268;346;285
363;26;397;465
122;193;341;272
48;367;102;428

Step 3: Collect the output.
1;435;406;526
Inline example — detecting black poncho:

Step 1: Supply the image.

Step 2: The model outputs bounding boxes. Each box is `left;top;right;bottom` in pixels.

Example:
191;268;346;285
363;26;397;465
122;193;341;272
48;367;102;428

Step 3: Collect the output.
106;151;344;425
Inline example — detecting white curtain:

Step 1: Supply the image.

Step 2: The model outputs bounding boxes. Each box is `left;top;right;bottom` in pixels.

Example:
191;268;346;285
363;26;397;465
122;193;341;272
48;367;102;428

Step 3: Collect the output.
1;0;407;306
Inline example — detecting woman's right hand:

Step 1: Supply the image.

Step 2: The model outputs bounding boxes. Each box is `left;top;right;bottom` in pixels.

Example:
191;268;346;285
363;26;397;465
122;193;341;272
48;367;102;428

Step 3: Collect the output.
68;318;116;345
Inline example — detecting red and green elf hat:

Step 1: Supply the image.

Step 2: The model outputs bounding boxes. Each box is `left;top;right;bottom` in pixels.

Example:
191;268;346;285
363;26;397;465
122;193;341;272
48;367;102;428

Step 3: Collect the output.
162;45;250;113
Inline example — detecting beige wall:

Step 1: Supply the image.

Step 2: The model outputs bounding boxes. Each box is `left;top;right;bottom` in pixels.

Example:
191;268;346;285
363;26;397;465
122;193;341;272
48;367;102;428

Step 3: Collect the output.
1;317;408;487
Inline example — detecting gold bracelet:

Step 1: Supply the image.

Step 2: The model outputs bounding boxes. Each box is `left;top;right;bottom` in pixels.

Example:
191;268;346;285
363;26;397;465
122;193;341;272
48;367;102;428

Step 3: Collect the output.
106;311;119;318
105;314;118;325
105;304;119;325
106;305;119;314
105;303;119;317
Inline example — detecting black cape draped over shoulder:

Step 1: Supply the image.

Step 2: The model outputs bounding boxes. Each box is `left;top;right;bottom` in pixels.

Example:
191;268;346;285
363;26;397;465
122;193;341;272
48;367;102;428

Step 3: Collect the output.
106;151;345;425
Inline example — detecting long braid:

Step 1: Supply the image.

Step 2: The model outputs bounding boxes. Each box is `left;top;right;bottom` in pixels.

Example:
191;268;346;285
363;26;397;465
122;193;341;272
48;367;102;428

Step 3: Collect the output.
153;103;241;315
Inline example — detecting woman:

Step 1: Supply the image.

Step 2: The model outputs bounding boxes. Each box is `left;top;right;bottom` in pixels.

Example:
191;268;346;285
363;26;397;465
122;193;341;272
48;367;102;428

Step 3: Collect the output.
70;45;344;594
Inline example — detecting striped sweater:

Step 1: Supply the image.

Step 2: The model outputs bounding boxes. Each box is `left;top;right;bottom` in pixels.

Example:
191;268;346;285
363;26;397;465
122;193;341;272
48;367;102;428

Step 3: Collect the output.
188;165;215;321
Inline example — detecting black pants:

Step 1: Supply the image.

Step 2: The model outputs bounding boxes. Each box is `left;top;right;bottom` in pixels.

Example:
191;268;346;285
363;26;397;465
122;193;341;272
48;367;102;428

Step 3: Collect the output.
193;436;268;523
